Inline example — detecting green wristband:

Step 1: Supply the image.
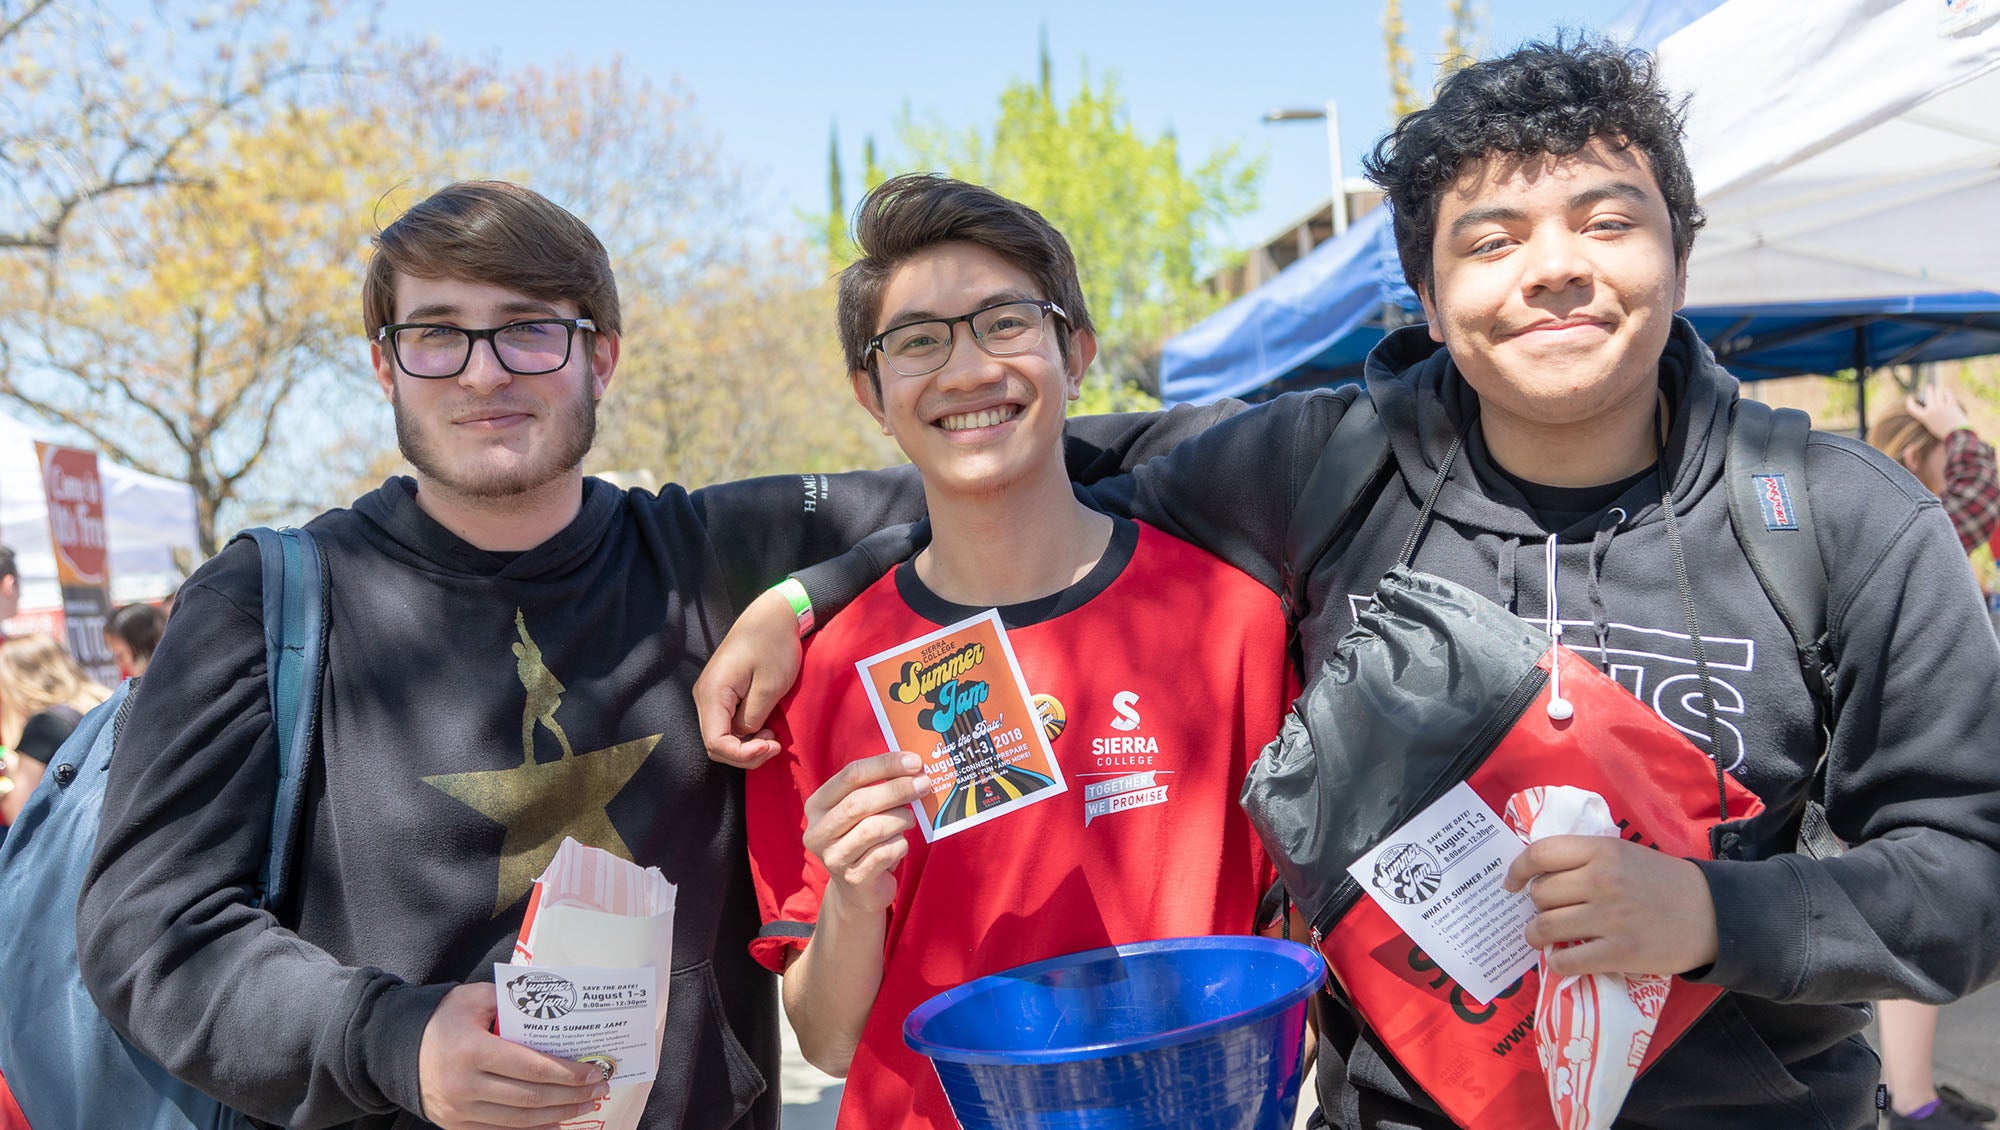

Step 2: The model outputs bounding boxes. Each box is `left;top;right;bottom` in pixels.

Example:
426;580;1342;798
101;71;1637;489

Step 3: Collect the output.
774;576;814;637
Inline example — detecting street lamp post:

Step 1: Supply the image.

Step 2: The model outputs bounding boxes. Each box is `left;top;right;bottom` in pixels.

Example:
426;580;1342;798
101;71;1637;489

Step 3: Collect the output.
1261;99;1347;237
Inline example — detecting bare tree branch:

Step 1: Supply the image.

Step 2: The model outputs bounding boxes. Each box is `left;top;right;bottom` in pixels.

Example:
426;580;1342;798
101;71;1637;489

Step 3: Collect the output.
0;0;55;50
0;172;205;250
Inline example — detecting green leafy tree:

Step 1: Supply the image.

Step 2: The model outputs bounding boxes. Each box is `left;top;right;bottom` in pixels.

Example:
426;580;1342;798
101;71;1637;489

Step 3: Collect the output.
0;105;413;553
825;123;851;261
886;47;1260;408
1443;0;1482;74
1384;0;1420;117
3;20;882;551
862;135;887;191
0;0;410;552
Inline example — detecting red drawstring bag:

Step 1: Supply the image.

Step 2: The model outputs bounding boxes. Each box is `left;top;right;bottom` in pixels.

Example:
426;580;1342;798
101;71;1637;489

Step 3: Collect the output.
0;1070;31;1130
1242;565;1764;1130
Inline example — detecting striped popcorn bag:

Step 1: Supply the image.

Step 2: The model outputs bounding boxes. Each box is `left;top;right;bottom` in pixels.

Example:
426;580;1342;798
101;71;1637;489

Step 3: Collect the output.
1503;787;1671;1130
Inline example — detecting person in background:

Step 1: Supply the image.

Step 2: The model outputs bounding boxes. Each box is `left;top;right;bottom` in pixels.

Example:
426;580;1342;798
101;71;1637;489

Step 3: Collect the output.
0;545;18;826
0;634;112;825
1865;381;2000;1130
1869;384;2000;554
103;603;167;679
0;546;18;643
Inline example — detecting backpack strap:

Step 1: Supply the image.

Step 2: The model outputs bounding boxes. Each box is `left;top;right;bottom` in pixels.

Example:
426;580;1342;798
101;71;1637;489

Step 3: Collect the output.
1723;399;1842;858
241;527;328;910
1281;392;1395;643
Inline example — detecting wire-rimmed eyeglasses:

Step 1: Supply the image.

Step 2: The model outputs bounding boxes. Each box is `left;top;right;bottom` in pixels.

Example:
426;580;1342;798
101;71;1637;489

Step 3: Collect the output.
867;300;1067;377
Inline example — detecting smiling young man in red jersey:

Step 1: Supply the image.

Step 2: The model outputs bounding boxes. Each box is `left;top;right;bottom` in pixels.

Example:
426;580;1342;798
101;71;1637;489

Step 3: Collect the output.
740;174;1292;1130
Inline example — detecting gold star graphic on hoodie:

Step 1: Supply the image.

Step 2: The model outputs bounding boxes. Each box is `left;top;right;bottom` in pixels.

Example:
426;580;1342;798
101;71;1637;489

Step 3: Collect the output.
423;610;658;916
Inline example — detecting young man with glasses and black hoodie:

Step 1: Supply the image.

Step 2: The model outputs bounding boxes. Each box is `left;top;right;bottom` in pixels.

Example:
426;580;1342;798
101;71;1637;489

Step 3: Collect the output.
700;37;2000;1130
73;180;948;1130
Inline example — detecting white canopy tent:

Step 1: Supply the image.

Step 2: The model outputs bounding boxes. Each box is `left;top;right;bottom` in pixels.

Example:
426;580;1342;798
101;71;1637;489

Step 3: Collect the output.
1661;0;2000;305
0;412;201;618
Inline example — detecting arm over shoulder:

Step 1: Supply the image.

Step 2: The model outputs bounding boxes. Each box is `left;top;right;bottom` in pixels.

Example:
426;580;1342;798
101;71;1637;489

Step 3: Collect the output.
764;403;1248;626
691;465;926;615
1082;387;1361;590
778;388;1353;626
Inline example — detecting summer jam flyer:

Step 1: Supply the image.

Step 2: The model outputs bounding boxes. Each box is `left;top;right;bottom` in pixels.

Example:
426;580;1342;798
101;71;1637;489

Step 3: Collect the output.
856;609;1066;842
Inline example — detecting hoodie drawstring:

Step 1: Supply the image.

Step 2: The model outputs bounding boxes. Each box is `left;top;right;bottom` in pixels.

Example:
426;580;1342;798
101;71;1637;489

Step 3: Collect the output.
1544;534;1573;721
1496;537;1519;614
1652;408;1732;823
1587;508;1627;670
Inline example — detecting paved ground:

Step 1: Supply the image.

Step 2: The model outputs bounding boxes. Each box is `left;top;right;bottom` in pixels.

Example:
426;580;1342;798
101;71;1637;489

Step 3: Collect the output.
775;1018;841;1130
1909;981;2000;1117
780;983;2000;1127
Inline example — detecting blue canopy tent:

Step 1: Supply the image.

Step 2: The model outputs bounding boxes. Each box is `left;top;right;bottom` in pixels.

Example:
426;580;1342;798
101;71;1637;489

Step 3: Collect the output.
1696;294;2000;379
1156;206;1419;406
1693;293;2000;429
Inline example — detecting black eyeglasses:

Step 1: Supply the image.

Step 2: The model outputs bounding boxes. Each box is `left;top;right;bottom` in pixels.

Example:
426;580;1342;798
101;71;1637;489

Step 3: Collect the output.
867;300;1067;377
376;318;597;379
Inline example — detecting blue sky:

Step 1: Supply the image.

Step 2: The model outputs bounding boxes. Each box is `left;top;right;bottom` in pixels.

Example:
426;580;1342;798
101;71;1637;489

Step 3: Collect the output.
378;1;1617;252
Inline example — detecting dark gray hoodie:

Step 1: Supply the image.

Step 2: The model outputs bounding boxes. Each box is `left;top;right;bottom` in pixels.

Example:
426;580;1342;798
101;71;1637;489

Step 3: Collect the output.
1055;320;2000;1129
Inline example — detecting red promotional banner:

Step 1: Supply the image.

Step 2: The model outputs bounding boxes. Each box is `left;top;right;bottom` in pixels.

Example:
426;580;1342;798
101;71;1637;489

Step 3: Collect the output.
36;443;119;685
37;443;108;588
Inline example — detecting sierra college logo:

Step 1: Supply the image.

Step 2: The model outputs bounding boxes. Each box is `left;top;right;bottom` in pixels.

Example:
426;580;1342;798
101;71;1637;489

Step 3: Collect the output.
505;971;578;1019
1371;842;1443;905
1082;690;1170;826
1108;690;1142;731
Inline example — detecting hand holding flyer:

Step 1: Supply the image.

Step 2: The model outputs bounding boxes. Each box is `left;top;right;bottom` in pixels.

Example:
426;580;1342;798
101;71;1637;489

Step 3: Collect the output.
501;837;678;1130
855;609;1067;841
1502;787;1670;1130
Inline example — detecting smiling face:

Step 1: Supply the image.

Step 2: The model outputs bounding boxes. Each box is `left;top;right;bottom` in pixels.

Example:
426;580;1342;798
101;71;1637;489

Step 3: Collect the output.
373;274;616;506
1419;137;1687;469
853;241;1093;503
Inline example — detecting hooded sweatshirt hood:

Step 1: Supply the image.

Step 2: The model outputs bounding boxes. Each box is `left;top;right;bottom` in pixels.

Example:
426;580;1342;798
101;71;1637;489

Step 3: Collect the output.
1362;318;1734;542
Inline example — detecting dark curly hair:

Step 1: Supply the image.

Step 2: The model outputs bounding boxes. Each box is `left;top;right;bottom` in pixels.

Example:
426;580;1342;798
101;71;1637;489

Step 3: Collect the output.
1362;33;1705;296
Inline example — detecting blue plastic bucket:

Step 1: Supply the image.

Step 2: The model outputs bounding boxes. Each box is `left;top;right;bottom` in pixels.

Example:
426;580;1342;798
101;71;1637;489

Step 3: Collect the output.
903;935;1324;1129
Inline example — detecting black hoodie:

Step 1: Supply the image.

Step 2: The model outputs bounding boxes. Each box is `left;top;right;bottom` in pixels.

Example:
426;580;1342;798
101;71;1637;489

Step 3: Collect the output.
800;319;2000;1129
78;470;923;1130
1089;322;2000;1129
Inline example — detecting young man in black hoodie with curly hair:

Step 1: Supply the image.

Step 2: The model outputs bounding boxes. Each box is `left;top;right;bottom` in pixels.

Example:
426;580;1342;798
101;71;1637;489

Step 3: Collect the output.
701;36;2000;1130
